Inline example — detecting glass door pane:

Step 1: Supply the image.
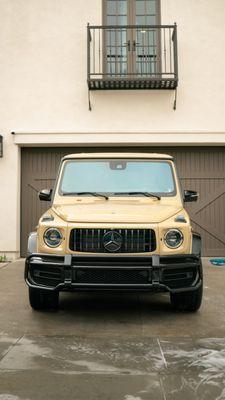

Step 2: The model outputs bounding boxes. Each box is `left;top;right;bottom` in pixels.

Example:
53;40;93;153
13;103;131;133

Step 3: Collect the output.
133;0;159;76
104;0;160;77
105;0;129;76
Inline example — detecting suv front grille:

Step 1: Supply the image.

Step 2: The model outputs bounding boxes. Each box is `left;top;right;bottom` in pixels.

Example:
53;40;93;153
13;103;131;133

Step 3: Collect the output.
75;268;149;284
69;228;156;253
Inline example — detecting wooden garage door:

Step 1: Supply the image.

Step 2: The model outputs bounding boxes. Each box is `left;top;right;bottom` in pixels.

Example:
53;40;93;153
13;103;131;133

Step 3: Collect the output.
21;147;225;257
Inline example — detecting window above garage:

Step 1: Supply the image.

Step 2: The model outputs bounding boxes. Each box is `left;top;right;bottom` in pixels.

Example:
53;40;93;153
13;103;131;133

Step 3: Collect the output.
87;0;178;90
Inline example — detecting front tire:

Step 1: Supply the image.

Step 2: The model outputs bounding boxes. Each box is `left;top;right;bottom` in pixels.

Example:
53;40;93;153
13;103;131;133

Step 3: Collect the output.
170;282;203;312
29;287;59;311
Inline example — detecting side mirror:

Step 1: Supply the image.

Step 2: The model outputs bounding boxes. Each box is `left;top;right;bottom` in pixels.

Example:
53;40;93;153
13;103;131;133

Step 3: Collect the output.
39;189;52;202
184;190;198;202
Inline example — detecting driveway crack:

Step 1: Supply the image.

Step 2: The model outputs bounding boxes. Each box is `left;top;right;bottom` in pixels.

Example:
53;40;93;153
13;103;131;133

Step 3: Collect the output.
157;338;168;369
0;335;24;363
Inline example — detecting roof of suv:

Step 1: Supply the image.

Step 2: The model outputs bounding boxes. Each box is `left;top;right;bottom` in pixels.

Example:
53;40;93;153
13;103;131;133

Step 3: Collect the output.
62;153;173;160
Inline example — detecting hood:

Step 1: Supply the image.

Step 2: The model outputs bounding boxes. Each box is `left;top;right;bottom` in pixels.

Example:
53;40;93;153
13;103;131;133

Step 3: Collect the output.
53;199;182;224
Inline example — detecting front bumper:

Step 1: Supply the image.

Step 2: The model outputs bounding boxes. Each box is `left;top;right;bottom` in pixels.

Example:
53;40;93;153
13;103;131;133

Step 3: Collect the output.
25;253;202;293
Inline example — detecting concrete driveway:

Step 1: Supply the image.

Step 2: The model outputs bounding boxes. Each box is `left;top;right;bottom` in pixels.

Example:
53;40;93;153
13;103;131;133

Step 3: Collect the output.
0;259;225;400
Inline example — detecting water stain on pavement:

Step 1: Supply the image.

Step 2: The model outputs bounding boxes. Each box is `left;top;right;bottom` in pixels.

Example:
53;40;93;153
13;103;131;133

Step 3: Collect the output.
1;260;225;399
0;336;225;399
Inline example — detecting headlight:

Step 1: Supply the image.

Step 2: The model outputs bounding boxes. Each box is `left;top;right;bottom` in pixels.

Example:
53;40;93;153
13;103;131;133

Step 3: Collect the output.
164;229;183;249
44;228;63;248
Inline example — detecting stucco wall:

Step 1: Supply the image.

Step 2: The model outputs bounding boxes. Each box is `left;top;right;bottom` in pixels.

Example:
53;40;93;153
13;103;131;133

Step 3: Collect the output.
0;0;225;257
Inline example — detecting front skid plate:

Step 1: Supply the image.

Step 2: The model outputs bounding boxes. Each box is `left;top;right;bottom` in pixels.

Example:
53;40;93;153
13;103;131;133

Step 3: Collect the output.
25;253;202;294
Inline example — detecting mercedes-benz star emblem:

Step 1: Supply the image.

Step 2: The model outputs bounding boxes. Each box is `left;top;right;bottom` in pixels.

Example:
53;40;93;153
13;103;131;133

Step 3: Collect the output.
103;231;123;252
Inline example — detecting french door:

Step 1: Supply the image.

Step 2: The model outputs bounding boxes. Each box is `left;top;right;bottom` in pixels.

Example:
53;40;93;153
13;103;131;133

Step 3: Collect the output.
103;0;160;77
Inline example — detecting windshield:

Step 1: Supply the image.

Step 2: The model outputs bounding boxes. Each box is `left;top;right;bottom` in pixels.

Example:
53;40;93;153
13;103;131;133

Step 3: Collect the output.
59;159;176;196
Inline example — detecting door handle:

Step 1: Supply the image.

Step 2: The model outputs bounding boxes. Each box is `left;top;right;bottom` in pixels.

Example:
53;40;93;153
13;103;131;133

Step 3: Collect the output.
125;40;131;51
132;41;140;51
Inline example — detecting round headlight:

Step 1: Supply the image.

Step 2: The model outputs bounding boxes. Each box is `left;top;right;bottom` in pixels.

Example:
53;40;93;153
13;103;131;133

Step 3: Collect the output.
164;229;183;249
44;228;63;248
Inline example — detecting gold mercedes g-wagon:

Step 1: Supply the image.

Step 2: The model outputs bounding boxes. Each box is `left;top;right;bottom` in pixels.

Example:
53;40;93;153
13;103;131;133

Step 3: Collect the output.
25;153;202;312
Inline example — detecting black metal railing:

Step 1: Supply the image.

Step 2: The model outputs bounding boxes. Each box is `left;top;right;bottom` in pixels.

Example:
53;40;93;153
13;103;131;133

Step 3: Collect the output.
87;24;178;90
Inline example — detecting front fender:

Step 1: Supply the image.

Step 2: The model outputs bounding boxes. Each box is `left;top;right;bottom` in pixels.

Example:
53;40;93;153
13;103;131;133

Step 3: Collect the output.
192;232;201;255
27;232;37;255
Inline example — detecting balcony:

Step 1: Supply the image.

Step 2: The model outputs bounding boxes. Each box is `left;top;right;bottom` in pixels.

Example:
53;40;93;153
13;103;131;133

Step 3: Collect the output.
87;24;178;91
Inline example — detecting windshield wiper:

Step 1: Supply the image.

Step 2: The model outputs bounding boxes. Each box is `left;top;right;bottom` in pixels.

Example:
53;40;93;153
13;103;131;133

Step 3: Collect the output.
63;192;109;200
115;192;161;200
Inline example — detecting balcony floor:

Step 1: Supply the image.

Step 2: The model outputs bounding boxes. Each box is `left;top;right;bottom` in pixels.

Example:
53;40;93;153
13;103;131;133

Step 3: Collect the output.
88;78;178;90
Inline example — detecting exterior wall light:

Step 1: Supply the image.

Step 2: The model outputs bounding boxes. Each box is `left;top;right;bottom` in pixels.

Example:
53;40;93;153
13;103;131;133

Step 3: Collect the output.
0;135;3;157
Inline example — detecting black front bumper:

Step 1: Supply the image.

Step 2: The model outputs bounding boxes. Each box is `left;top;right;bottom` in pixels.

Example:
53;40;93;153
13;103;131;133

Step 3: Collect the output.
25;253;202;294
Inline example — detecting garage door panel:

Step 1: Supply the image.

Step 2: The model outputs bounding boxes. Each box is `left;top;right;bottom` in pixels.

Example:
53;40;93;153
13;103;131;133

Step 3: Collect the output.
195;193;225;235
21;147;99;256
188;181;225;252
21;147;225;257
193;217;225;250
22;179;53;249
29;178;55;223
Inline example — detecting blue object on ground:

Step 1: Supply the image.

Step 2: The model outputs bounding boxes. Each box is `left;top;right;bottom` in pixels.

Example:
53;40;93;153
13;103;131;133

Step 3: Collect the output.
210;259;225;266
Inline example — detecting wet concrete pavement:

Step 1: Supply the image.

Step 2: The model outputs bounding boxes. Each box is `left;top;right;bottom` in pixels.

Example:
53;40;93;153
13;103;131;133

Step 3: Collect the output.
0;259;225;399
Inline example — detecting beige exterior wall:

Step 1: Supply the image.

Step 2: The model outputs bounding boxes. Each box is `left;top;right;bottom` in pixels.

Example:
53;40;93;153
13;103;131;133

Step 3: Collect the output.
0;0;225;258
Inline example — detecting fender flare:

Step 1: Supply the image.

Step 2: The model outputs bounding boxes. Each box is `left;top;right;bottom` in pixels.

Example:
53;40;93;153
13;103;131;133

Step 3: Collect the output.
192;232;201;256
27;232;37;255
